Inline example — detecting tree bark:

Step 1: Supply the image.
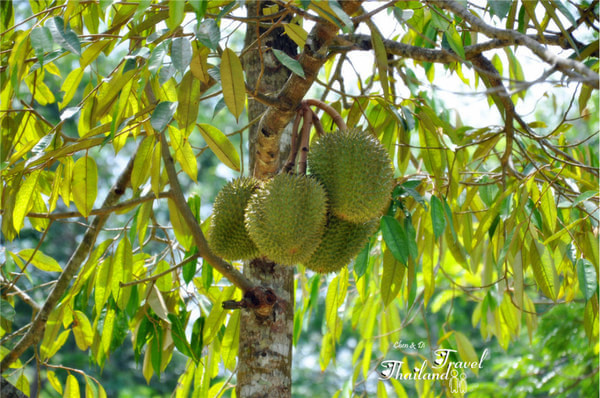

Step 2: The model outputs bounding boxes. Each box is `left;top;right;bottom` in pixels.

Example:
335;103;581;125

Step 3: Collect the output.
237;2;296;396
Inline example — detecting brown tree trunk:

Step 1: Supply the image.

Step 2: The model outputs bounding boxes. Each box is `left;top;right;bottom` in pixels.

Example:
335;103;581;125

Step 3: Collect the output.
237;2;296;397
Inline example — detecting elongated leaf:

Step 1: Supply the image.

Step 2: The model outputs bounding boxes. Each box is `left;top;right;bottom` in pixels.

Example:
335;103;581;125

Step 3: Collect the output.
176;71;201;133
381;246;405;307
196;19;220;50
13;169;41;231
101;308;116;354
272;49;305;78
369;23;389;98
190;317;205;361
530;240;558;301
430;195;446;240
131;136;155;190
445;24;465;58
72;156;97;217
455;331;480;375
167;0;185;31
167;198;192;249
283;23;308;48
72;310;93;350
197;123;240;171
168;126;198;181
380;216;408;265
220;48;246;120
30;26;53;64
577;259;598;301
46;17;81;56
151;101;177;132
59;68;84;109
18;248;62;272
64;374;80;398
171;37;192;73
47;371;63;394
539;183;557;231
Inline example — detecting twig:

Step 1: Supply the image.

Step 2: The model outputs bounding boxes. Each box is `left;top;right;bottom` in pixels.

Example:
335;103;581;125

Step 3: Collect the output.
303;99;348;130
297;108;313;175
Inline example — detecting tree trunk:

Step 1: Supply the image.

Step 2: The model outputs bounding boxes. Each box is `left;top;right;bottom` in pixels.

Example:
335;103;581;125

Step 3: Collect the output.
237;2;296;397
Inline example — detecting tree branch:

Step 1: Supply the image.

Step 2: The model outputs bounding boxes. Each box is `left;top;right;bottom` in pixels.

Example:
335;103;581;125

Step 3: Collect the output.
252;0;364;177
0;144;138;371
429;0;599;88
158;132;255;293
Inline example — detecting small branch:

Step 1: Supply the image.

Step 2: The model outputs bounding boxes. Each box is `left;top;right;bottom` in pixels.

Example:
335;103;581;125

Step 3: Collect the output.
0;143;138;371
0;277;41;313
282;111;303;174
312;113;325;137
429;0;599;88
297;108;313;175
0;192;171;220
119;254;200;287
303;99;348;131
159;133;255;293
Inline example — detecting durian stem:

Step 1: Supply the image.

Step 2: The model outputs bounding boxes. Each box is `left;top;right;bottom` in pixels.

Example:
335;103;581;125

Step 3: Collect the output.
297;107;313;175
312;112;325;137
283;110;303;174
304;98;348;131
159;132;255;293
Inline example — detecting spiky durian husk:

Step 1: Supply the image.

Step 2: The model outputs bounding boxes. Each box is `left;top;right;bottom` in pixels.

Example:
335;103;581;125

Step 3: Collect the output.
208;177;261;261
303;216;379;273
245;173;328;266
308;129;394;223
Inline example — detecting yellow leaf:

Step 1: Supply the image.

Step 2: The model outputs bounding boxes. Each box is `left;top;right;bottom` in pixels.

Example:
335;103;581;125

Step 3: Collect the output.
283;23;308;48
151;142;162;197
41;329;70;360
47;371;63;394
530;240;558;301
95;69;136;120
101;308;115;354
16;373;30;397
81;40;110;68
155;260;173;292
539;183;557;232
220;48;246;120
62;157;73;207
167;198;192;249
190;46;211;84
60;68;84;109
197;123;240;172
131;135;155;191
72;156;98;217
95;258;113;312
176;71;201;134
168;126;198;181
73;310;94;350
18;248;62;272
13;169;41;231
64;374;80;398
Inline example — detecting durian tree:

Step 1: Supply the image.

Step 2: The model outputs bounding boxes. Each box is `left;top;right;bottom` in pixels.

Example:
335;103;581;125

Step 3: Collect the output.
1;1;599;397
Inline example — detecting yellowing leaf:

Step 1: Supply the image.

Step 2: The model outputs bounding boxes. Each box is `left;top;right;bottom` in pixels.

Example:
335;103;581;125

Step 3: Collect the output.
168;126;197;181
64;374;80;398
176;71;201;134
197;123;240;172
283;23;308;48
454;331;480;375
131;135;155;191
101;308;115;354
81;40;110;69
72;156;97;217
72;310;94;350
220;48;246;120
95;258;113;312
381;245;406;307
18;248;62;272
13;169;41;231
112;236;133;309
539;183;557;232
369;23;389;99
530;240;558;301
167;198;192;249
190;46;211;84
59;68;84;109
47;371;63;394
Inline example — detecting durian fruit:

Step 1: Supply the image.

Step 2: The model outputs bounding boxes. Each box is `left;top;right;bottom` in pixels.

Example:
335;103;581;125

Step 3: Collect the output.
303;216;379;273
308;129;394;223
208;177;261;261
245;173;328;266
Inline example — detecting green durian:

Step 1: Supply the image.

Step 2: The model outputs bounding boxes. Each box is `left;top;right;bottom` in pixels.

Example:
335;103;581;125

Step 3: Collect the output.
245;173;328;266
303;215;379;274
208;177;261;261
308;129;394;223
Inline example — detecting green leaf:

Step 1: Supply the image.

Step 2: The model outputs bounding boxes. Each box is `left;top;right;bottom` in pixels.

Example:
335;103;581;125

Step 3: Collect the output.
271;49;305;78
530;240;558;301
72;156;98;217
577;259;598;301
220;48;246;120
381;246;405;307
369;23;389;98
445;24;465;58
151;101;177;132
196;19;220;50
171;37;192;73
430;195;446;240
489;0;512;19
131;136;155;191
13;169;41;231
18;248;62;272
30;27;53;64
46;17;81;56
176;71;202;133
197;123;241;171
190;316;205;361
455;331;480;375
380;216;408;265
168;314;193;359
539;183;557;231
167;0;185;31
353;241;370;279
